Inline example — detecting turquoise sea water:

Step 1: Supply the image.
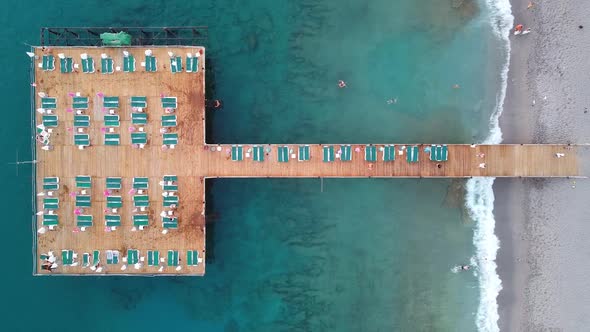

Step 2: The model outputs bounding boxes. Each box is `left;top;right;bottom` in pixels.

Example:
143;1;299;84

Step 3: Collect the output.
0;0;508;331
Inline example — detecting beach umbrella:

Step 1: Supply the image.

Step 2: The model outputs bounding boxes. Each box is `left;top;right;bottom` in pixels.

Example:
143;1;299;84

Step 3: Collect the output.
69;192;77;197
97;92;104;97
26;52;35;58
161;145;169;151
74;208;82;215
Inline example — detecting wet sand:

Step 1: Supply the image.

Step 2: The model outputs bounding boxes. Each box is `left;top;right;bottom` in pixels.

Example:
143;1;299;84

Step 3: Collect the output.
496;0;590;330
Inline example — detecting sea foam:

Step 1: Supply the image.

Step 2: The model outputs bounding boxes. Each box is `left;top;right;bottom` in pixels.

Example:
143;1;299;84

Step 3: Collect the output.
466;0;513;331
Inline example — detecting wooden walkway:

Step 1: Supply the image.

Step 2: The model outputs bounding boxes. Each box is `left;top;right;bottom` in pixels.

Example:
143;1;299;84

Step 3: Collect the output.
32;46;581;276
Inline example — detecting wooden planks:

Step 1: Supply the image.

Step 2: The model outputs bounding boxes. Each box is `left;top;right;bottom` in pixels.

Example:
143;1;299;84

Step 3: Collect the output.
34;46;206;275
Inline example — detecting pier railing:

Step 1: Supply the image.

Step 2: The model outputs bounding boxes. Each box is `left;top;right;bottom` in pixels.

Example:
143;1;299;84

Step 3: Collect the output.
40;27;209;47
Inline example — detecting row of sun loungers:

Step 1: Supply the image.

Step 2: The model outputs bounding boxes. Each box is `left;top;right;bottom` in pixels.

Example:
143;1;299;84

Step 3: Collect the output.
50;249;202;271
39;95;177;112
228;144;448;163
40;51;200;74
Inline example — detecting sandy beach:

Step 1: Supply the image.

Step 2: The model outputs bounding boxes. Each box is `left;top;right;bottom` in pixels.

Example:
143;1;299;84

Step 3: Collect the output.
496;0;590;330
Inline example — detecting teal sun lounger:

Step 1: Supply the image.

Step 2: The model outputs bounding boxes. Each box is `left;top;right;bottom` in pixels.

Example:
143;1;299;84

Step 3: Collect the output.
323;146;335;162
298;145;310;161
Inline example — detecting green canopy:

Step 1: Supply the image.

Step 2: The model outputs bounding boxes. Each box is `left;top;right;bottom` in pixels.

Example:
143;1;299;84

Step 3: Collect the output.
100;32;132;46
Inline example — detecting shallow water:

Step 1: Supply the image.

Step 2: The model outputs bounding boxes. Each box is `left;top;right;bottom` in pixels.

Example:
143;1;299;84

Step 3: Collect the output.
0;0;506;331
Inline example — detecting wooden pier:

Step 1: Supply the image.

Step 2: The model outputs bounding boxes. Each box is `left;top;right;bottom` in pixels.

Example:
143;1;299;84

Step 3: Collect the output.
32;46;581;276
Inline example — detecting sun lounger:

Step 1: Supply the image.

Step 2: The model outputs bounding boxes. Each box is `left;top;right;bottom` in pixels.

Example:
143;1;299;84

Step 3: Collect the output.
41;97;57;109
441;145;448;161
161;97;177;109
124;54;135;72
107;195;122;208
162;175;178;191
231;145;243;161
103;96;119;108
406;146;419;163
130;96;147;108
323;146;335;162
170;56;182;73
101;57;114;74
161;114;177;127
60;57;73;73
42;55;55;71
167;250;179;266
132;112;147;125
163;195;179;207
163;133;178;146
74;133;90;146
106;177;121;190
252;146;264;162
133;195;149;207
163;175;178;182
278;146;290;162
383;145;396;161
75;195;91;207
145;55;157;72
162;216;178;229
127;249;139;265
131;132;147;145
187;250;200;266
340;145;352;161
81;56;95;73
104;133;120;146
75;175;92;188
42;115;58;127
43;176;59;190
73;115;90;128
104;115;120;127
186;55;198;72
133;214;149;227
429;145;438;161
133;177;149;189
76;214;93;227
365;145;377;162
42;214;58;226
83;253;90;267
106;250;119;265
298;145;310;161
148;250;160;266
73;96;89;109
90;250;100;266
43;197;59;210
62;250;74;265
105;214;121;227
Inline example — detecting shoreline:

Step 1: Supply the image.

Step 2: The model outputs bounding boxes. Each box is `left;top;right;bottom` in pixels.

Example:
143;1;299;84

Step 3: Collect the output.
495;0;590;330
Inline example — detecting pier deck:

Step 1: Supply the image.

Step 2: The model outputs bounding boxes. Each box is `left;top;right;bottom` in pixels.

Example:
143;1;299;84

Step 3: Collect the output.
33;45;581;276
